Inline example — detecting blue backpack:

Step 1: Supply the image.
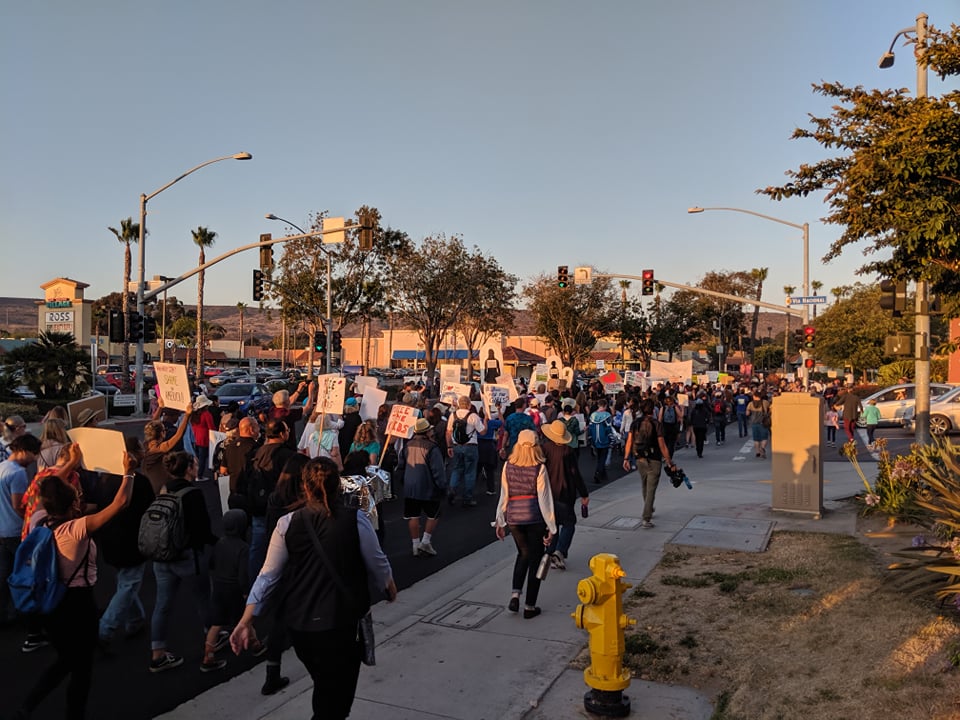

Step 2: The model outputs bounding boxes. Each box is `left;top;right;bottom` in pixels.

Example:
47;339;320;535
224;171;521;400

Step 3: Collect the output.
8;524;89;615
589;418;612;448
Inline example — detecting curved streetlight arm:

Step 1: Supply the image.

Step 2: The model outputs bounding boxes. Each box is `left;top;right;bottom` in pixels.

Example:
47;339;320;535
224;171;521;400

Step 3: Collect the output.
146;153;252;203
687;206;804;232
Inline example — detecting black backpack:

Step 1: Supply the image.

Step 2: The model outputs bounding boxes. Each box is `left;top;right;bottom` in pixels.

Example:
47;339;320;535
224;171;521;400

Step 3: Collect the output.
632;416;656;459
451;413;471;445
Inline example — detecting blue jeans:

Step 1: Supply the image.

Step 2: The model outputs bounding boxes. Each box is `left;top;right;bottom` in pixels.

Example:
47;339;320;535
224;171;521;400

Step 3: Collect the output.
547;500;577;558
151;553;210;651
0;536;19;623
249;516;268;580
99;563;146;641
737;414;748;437
449;445;479;501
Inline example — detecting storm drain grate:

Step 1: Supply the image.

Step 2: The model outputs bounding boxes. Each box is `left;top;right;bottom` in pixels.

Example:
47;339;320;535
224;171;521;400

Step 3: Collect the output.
424;602;502;629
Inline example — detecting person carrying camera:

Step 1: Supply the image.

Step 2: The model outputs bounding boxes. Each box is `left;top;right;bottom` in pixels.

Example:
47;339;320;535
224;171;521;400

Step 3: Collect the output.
623;399;676;529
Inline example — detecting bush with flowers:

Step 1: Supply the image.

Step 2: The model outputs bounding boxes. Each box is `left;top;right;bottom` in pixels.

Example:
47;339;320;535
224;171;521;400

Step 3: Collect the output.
847;438;925;523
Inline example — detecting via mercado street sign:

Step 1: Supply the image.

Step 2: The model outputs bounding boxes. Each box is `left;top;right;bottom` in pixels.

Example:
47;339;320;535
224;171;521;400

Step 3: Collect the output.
786;295;827;306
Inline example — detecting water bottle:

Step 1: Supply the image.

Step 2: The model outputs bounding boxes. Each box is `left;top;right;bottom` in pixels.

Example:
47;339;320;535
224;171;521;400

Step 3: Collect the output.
581;503;589;518
535;552;551;581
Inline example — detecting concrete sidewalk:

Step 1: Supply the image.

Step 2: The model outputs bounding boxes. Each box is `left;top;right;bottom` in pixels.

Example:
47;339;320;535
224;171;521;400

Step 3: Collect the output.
157;447;869;720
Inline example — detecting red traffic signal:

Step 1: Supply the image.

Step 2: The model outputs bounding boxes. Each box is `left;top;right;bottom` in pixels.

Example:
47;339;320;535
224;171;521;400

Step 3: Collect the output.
802;326;816;351
804;357;815;369
641;269;655;296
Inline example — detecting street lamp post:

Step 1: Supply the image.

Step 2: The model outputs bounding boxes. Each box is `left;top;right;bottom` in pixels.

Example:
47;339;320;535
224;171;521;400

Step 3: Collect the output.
134;152;252;414
879;13;931;445
264;214;333;374
688;206;810;387
158;274;174;362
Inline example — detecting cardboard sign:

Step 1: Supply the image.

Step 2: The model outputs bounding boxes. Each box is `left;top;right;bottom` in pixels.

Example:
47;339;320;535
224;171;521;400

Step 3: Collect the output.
316;373;347;414
360;387;387;421
384;403;418;439
676;393;689;407
67;395;107;429
67;427;126;475
624;370;645;387
480;342;504;386
600;370;624;394
439;381;472;405
153;362;191;411
496;375;519;402
532;363;548;389
561;366;574;389
595;359;605;370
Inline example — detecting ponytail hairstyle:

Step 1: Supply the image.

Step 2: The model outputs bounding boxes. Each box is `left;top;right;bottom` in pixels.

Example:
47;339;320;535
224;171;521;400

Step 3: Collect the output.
301;456;341;517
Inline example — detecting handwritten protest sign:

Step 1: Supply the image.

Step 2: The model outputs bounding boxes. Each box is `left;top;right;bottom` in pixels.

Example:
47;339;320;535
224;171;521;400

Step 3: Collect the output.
384;404;417;439
315;374;347;414
67;427;126;475
153;362;191;411
600;370;624;394
496;376;519;402
483;384;512;414
624;370;645;387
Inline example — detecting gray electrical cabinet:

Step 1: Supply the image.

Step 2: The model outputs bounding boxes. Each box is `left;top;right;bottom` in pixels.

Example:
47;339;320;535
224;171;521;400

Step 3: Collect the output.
770;393;824;518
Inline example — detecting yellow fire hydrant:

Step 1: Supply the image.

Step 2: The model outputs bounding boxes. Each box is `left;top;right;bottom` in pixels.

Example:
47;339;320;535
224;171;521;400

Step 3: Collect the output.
571;553;637;717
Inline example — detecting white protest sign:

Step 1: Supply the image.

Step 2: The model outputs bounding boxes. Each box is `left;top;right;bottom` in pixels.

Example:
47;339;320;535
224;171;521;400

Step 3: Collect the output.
483;384;512;414
600;370;624;394
439;364;461;385
353;375;379;393
209;430;226;470
316;374;347;414
67;427;126;475
676;393;689;407
153;362;191;411
496;375;519;402
385;404;418;439
624;370;645;387
532;363;548;389
595;359;605;370
359;387;387;421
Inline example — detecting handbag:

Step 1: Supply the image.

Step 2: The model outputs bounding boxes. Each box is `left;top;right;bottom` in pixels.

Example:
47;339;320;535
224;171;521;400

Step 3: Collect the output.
302;510;376;666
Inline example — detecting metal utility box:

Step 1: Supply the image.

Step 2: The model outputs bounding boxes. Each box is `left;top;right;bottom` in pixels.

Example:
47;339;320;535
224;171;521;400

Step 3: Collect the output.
770;393;824;518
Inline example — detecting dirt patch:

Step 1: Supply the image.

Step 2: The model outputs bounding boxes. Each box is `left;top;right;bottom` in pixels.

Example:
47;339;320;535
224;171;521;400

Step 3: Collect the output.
580;517;960;720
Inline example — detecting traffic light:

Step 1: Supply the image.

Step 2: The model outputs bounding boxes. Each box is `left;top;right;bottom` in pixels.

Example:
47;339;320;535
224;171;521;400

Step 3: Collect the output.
802;326;816;351
331;330;343;353
641;269;655;296
108;309;124;343
127;312;143;343
143;315;157;343
253;269;264;302
804;357;815;370
259;234;274;274
793;328;803;347
557;265;569;288
358;212;374;251
314;331;326;353
879;279;907;317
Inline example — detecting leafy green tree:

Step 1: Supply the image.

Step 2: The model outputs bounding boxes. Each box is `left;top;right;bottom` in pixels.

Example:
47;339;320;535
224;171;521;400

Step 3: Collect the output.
191;226;217;372
3;332;90;399
452;260;517;376
670;270;753;370
753;343;784;372
813;283;913;378
523;274;618;367
108;218;141;390
759;23;960;313
647;291;701;361
392;235;487;392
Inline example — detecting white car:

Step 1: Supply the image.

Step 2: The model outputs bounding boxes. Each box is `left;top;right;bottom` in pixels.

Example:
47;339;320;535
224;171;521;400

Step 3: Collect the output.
902;386;960;436
856;383;955;428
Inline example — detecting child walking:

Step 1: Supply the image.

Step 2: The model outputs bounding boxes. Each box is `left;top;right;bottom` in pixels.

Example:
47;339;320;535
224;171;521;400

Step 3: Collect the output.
824;405;839;447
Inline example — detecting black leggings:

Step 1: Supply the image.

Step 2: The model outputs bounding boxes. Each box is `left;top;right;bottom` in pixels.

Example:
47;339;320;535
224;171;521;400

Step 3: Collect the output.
21;586;97;720
289;625;362;720
510;522;548;607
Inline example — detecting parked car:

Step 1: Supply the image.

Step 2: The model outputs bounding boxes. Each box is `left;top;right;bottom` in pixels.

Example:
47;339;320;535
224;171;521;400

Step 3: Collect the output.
208;368;253;388
203;366;223;378
213;382;273;416
901;386;960;436
12;385;36;400
854;383;955;427
92;378;119;396
103;372;132;389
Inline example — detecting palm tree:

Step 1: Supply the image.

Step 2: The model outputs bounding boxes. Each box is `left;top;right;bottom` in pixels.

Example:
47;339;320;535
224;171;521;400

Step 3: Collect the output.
811;280;824;318
749;268;768;362
108;218;140;391
830;285;848;305
783;285;796;373
619;280;631;367
192;226;217;373
237;302;247;359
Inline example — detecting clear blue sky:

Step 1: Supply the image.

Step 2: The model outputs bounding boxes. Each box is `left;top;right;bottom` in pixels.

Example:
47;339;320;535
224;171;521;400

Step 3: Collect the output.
2;1;957;308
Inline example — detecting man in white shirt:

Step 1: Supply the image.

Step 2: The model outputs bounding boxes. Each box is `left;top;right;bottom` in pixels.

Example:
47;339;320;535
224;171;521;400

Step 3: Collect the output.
445;396;485;507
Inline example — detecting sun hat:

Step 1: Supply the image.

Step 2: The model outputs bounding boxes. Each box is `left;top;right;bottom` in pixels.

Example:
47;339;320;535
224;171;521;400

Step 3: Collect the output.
561;398;576;409
193;395;213;410
413;418;431;434
528;397;540;407
76;408;103;427
517;428;538;447
542;420;572;445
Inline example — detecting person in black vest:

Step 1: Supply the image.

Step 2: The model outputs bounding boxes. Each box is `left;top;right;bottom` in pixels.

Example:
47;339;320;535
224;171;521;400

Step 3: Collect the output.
244;419;294;581
230;457;397;720
623;399;676;528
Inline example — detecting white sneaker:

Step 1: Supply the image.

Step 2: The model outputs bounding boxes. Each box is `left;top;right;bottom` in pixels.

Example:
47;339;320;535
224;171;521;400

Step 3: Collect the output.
412;543;421;557
418;541;437;556
550;551;566;570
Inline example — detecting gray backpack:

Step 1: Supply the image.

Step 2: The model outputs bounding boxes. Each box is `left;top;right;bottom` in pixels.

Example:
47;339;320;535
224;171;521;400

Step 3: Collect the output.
138;487;196;561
